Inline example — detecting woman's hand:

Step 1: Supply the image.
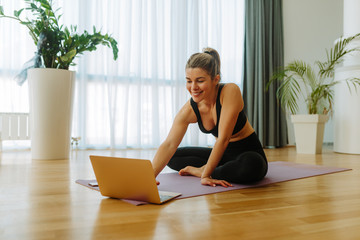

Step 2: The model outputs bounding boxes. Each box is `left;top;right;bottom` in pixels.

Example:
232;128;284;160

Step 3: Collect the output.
201;177;233;188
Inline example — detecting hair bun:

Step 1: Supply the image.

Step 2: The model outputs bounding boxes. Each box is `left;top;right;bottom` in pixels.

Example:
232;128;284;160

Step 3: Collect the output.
186;47;221;80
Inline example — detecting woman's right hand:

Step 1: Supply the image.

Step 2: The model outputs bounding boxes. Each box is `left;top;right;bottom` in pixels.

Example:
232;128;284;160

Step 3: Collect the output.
201;177;233;188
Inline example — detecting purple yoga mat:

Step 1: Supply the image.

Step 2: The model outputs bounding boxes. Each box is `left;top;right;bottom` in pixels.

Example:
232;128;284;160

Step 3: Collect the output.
76;161;351;205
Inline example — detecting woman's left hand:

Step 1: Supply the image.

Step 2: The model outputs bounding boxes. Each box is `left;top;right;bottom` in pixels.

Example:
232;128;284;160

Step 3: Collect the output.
201;177;233;188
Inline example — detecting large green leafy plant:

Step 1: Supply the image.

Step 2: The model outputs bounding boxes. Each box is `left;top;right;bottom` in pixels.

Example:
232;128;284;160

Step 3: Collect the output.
0;0;118;71
268;33;360;115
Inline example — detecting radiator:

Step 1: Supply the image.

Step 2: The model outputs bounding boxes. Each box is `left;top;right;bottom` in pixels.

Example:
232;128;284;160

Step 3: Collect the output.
0;113;30;151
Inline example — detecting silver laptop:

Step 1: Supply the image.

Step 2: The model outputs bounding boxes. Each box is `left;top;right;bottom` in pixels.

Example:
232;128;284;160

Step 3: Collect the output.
89;155;181;204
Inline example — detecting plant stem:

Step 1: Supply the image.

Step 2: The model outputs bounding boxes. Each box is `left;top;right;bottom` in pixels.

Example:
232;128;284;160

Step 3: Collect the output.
0;15;37;44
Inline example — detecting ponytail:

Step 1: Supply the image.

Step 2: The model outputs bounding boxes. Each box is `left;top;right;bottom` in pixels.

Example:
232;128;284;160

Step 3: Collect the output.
186;47;221;80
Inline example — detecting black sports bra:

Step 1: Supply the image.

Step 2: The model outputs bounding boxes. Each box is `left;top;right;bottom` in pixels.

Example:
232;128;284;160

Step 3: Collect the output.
190;84;247;137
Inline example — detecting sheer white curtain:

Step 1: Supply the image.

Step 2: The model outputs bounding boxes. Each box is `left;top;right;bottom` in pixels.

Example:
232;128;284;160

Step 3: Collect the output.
0;0;244;150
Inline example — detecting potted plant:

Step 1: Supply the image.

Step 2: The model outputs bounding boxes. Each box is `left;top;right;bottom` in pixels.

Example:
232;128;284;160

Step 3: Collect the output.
0;0;118;159
268;33;360;154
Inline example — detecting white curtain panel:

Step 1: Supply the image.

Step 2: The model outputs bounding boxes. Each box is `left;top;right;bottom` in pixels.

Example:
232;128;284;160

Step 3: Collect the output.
0;0;244;149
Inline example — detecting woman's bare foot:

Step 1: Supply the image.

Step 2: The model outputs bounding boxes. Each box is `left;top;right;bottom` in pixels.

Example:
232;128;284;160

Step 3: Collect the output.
179;165;205;178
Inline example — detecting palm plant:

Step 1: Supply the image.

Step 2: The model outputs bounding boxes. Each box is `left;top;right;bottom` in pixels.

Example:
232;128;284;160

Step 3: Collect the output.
268;33;360;115
0;0;118;70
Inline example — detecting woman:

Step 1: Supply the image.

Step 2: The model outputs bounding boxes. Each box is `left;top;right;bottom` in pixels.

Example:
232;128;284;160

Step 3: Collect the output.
152;47;268;187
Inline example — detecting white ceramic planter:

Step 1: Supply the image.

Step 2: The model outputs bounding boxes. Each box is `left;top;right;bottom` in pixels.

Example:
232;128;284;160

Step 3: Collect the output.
28;68;75;160
291;114;328;154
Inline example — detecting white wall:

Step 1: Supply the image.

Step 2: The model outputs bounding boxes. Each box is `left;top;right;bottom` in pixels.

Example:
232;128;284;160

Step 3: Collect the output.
283;0;343;144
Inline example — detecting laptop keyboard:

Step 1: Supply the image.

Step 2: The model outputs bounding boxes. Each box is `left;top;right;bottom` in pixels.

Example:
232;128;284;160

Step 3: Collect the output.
159;194;174;202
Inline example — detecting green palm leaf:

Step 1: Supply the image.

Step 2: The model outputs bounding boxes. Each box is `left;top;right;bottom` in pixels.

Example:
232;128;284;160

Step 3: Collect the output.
318;33;360;78
268;33;360;116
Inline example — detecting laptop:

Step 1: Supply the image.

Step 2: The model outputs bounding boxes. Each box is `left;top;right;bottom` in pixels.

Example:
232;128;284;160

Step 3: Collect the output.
89;155;181;204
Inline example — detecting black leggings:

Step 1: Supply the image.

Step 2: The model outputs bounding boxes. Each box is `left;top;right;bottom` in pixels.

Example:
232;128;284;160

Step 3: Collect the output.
167;132;268;184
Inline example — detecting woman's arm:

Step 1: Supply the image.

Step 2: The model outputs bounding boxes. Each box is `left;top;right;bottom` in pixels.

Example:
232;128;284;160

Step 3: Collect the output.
152;101;195;177
201;83;243;186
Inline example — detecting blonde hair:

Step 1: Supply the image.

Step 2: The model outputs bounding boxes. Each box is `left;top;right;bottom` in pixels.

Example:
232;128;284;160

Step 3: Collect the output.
185;47;221;80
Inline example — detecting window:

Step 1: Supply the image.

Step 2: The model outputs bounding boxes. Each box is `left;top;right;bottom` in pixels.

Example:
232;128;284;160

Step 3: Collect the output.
0;0;244;149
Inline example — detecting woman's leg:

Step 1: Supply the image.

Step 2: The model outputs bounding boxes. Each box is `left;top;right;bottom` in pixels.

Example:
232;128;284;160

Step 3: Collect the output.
167;133;268;183
167;146;212;171
212;151;268;184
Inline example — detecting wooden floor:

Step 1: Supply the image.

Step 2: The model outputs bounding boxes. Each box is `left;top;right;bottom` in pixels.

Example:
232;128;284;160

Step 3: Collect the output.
0;146;360;240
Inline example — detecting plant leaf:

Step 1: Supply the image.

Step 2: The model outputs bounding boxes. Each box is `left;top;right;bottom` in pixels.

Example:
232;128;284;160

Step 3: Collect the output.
1;0;118;70
60;49;76;62
14;8;24;17
319;33;360;78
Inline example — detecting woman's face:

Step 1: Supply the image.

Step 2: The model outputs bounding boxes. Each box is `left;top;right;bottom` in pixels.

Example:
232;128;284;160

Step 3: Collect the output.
185;68;219;103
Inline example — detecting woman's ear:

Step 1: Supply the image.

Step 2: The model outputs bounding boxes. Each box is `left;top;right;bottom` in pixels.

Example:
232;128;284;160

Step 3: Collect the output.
214;74;220;84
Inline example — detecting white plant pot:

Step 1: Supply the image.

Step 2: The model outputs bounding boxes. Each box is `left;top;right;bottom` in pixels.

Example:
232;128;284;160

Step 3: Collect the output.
291;114;328;154
28;68;76;160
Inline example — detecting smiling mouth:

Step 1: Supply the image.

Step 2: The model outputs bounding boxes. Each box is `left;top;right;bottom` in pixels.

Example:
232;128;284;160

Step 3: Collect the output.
192;91;203;96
